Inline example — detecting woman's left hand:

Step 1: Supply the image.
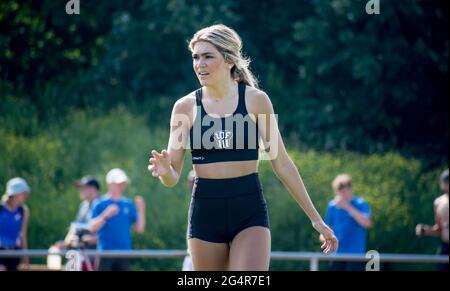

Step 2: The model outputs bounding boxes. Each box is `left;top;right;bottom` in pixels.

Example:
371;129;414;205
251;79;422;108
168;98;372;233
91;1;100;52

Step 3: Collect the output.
312;220;339;254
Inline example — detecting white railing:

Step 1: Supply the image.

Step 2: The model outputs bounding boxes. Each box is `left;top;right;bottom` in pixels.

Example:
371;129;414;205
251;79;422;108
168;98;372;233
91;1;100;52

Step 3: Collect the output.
0;249;447;271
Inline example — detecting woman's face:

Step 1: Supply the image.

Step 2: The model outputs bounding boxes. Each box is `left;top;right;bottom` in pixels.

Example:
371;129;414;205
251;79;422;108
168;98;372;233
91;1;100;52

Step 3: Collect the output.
192;41;231;86
13;192;28;205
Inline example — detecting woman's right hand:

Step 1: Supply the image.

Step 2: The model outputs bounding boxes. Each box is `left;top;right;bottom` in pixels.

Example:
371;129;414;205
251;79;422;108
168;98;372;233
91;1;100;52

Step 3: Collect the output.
148;149;171;177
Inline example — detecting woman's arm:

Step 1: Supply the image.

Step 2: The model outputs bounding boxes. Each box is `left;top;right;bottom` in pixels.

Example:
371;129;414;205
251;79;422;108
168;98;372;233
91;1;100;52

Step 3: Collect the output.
20;205;29;267
252;90;338;253
149;96;191;187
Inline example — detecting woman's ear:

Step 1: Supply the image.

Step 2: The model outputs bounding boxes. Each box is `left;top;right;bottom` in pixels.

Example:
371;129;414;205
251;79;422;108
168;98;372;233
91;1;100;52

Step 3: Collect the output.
227;61;236;70
223;56;234;70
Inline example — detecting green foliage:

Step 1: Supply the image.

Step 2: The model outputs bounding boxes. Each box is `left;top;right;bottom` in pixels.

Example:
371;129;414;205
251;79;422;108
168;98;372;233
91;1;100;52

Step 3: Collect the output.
280;0;448;164
0;0;143;93
0;0;447;270
0;102;193;269
1;1;446;164
260;149;442;257
0;96;444;269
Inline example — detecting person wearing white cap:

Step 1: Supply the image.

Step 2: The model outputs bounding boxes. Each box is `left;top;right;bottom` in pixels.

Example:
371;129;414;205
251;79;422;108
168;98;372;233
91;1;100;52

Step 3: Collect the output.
89;168;146;271
0;177;31;271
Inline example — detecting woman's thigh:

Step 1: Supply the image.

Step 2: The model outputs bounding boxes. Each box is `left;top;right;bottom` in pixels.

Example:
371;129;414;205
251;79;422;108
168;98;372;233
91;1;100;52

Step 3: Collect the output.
228;226;271;271
188;238;229;271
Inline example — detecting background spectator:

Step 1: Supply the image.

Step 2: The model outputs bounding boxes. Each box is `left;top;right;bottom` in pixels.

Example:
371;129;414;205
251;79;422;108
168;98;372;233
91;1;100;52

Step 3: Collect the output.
323;174;372;271
90;168;146;271
0;178;31;271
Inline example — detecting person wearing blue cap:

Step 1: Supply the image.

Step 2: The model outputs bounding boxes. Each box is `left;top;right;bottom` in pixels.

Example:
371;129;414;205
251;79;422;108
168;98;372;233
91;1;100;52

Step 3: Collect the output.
0;177;31;271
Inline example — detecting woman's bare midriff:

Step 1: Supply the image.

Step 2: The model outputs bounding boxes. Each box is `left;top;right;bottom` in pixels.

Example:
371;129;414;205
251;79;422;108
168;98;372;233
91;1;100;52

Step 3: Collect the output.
193;160;259;179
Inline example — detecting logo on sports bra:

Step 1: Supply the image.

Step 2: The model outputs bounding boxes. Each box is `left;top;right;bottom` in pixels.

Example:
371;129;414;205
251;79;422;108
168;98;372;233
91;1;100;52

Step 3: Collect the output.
14;213;22;221
214;130;233;149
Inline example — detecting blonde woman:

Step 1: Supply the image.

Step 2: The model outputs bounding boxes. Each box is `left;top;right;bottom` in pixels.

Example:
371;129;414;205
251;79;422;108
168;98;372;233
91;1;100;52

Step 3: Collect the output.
149;24;338;271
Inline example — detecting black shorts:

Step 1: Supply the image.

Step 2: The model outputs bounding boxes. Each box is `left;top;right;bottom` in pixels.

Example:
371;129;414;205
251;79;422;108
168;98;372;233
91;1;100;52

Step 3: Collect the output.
0;247;21;271
438;242;449;272
97;258;130;271
440;242;449;255
187;173;270;244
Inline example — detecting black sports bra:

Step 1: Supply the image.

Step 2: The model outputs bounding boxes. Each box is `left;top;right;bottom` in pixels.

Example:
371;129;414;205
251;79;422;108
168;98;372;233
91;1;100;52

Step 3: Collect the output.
189;82;260;164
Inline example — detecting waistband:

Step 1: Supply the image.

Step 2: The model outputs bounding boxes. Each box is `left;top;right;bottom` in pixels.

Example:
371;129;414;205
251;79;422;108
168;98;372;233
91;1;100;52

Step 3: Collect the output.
192;172;262;198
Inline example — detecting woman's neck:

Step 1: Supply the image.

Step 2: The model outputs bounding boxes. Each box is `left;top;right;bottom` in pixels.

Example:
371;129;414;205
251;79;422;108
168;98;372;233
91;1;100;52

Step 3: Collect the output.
204;78;237;101
5;199;19;211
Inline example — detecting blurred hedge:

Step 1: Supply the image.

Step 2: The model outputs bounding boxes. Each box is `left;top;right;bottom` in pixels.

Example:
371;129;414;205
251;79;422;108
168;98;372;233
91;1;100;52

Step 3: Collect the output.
1;0;448;166
0;100;444;270
1;0;447;270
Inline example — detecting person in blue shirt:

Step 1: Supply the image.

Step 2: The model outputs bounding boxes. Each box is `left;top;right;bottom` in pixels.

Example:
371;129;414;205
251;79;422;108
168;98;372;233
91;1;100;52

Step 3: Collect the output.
90;168;146;271
322;174;372;271
0;177;31;271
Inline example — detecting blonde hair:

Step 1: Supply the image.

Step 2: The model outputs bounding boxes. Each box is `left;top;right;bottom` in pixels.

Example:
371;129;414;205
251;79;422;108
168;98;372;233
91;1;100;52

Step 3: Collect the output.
332;174;352;192
189;24;258;88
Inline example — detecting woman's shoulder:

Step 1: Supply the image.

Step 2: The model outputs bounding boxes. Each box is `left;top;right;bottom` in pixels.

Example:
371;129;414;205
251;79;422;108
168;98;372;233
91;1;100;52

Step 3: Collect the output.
245;85;269;99
172;91;197;114
245;85;273;114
